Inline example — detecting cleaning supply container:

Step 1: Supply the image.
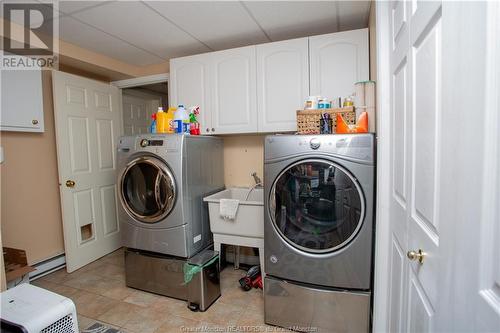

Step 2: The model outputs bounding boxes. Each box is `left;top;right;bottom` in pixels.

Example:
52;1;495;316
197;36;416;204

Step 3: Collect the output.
173;105;189;134
184;250;220;312
156;107;168;133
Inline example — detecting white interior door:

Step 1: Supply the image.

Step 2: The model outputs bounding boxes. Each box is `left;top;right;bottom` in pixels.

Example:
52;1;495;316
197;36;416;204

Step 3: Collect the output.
53;71;123;272
122;93;158;135
387;1;442;331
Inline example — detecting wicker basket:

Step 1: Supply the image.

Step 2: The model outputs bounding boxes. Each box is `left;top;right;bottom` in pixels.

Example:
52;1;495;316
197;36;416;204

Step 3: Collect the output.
296;107;356;134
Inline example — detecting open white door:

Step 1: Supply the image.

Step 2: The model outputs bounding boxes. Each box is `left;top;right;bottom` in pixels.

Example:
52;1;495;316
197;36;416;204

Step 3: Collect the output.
377;1;500;331
53;71;123;272
122;93;160;135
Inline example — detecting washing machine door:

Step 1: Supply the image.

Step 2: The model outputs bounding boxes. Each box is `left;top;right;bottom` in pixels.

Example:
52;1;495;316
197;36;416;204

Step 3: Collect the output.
269;159;365;254
120;156;176;224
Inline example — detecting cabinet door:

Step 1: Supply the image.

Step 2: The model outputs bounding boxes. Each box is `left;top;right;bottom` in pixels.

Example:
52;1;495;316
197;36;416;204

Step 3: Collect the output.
210;46;257;134
257;38;309;133
169;54;211;134
309;28;369;100
1;69;44;132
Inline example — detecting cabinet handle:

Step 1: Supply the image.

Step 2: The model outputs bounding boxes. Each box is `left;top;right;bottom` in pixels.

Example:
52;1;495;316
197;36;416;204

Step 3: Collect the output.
211;128;215;132
206;128;210;133
32;119;39;125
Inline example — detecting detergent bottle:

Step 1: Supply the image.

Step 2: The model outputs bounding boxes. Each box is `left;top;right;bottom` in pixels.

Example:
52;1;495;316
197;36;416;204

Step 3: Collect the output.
149;113;157;133
156;107;167;133
173;105;189;134
165;107;176;134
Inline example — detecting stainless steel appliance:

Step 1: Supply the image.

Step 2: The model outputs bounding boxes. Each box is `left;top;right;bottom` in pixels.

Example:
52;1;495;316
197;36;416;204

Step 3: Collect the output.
117;134;224;258
186;250;221;311
264;134;375;332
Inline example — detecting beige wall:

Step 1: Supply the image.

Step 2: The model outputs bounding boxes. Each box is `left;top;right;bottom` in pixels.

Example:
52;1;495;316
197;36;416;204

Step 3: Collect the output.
223;135;265;187
369;1;377;81
1;71;65;264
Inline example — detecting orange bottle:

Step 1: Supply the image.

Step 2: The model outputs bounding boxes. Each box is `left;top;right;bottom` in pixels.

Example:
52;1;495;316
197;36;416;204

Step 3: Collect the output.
336;112;368;133
156;107;167;133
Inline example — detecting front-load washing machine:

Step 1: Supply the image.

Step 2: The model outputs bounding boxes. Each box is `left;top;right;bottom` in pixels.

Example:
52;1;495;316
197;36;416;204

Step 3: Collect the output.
264;134;375;332
117;134;224;258
117;134;224;299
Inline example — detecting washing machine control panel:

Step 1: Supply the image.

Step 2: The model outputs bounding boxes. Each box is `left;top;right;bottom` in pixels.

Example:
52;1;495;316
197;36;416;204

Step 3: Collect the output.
140;139;164;147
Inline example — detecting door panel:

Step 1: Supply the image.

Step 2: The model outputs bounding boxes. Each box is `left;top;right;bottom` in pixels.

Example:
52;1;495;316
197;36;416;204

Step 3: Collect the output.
407;270;434;333
169;55;211;134
408;2;441;309
211;46;257;134
53;71;123;272
309;29;369;100
388;0;442;330
389;237;406;333
257;38;309;132
122;94;154;135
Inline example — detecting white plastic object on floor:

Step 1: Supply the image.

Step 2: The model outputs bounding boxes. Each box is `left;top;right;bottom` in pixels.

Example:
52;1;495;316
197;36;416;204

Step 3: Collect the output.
0;283;78;333
204;188;265;281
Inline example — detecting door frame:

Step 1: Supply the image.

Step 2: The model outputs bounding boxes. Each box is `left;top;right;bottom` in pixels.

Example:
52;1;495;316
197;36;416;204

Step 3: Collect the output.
111;73;169;89
372;1;392;332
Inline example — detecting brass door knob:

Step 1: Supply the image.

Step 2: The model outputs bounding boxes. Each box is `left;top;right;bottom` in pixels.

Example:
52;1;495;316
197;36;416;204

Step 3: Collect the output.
65;180;76;188
407;249;426;264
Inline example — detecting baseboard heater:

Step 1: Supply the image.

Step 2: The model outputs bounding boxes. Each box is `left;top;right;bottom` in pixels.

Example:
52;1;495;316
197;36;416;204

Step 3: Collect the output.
28;253;66;281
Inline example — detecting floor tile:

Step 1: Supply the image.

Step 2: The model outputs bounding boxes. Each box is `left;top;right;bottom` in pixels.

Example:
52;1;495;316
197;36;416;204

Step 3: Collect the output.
32;279;80;299
99;279;134;301
77;315;94;331
72;290;118;318
97;301;142;327
153;315;200;333
121;306;168;333
194;299;246;326
123;289;161;307
63;272;108;294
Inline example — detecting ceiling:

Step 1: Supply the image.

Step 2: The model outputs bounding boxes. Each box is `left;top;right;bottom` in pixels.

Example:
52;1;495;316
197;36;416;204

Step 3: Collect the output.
34;1;371;67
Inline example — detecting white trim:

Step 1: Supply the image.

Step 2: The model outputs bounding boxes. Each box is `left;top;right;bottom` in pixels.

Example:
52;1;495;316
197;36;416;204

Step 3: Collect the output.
111;73;169;89
29;254;66;281
372;1;391;332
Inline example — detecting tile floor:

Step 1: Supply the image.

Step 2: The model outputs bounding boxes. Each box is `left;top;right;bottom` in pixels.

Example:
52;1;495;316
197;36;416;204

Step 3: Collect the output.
32;248;291;333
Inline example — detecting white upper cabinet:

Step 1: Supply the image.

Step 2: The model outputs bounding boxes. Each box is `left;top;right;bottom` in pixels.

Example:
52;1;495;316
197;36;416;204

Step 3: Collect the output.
169;28;369;135
169;53;211;133
1;69;44;132
210;46;257;134
309;28;369;100
257;38;309;133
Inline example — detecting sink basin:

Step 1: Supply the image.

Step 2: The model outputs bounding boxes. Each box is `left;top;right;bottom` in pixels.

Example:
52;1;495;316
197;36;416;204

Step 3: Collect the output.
203;187;264;238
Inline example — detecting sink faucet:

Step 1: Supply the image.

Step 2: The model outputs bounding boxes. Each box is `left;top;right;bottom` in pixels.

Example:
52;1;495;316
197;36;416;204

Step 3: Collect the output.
251;172;262;186
245;172;262;201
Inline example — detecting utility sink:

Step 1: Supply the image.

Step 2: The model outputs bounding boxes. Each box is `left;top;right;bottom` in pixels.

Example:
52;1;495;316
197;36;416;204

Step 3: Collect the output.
203;187;264;238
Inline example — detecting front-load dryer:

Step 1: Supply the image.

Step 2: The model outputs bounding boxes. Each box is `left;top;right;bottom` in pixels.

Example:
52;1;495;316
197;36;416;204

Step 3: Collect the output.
264;134;375;332
117;134;224;258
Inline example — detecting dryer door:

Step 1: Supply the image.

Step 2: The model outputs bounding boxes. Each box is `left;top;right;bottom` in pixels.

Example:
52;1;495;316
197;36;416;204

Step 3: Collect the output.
269;159;364;254
120;156;176;224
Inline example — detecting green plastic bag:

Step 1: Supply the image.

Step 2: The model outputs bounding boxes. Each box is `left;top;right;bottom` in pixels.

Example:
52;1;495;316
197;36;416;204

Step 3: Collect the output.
183;255;219;284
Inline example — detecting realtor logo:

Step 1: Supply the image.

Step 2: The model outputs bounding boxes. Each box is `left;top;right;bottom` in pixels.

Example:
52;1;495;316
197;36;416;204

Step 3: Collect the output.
3;3;54;55
2;1;58;69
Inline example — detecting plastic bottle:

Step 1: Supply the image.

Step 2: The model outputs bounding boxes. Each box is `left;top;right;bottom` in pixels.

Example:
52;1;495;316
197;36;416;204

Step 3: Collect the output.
156;107;168;133
173;105;189;134
150;114;157;134
165;107;176;134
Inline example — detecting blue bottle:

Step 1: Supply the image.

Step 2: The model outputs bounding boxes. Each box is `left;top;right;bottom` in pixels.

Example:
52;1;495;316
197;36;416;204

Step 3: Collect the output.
150;114;157;133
